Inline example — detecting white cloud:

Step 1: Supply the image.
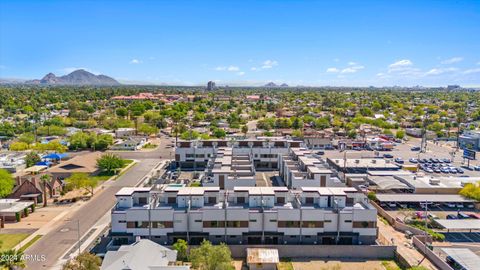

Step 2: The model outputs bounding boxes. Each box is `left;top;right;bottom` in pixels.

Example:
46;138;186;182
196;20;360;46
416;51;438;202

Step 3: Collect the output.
130;59;141;64
216;65;240;72
424;67;458;76
261;60;278;69
341;65;364;74
251;67;258;71
348;61;357;66
441;57;463;64
333;58;340;62
237;71;245;76
464;68;480;74
326;67;339;73
389;59;413;69
477;61;480;65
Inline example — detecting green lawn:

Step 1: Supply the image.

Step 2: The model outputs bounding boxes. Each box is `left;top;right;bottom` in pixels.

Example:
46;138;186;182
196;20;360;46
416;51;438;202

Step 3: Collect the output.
0;234;30;251
18;235;42;252
278;261;294;270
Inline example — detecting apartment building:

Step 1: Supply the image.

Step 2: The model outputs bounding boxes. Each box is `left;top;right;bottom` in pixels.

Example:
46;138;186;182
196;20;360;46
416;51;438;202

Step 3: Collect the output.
174;138;304;170
111;185;377;247
203;147;256;189
279;148;337;189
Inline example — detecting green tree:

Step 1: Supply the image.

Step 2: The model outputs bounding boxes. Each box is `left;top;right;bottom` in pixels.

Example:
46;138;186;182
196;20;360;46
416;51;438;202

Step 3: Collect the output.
9;142;29;151
18;132;35;144
138;123;158;135
0;169;15;198
25;151;41;167
62;252;101;270
40;174;51;207
65;173;98;196
395;129;406;139
212;128;226;138
241;125;248;136
94;134;114;150
96;154;125;175
0;249;26;269
172;239;189;262
190;240;234;270
459;182;480;201
116;107;128;118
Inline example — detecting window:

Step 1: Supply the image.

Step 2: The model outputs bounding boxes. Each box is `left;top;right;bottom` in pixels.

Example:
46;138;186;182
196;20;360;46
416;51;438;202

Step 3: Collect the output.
249;219;257;222
126;222;135;228
278;221;300;228
226;221;248;227
344;220;352;223
203;221;225;228
136;221;149;228
302;221;323;228
237;197;246;204
353;221;376;228
277;197;285;204
305;197;314;204
324;220;332;223
194;219;202;223
269;219;277;223
152;221;173;228
118;220;126;223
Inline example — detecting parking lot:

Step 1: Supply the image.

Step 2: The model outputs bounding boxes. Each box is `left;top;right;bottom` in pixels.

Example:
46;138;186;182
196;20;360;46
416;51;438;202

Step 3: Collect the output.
323;137;480;178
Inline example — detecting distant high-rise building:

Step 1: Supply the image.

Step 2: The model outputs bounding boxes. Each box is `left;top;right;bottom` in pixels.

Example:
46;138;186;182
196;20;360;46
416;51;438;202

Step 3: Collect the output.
207;81;216;91
447;85;461;90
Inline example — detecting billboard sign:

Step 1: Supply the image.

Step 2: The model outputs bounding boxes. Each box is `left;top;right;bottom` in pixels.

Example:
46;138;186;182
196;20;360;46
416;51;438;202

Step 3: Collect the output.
463;149;476;160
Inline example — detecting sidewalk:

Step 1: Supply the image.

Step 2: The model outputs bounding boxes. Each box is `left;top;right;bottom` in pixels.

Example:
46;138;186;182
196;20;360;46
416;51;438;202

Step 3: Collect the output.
13;159;138;251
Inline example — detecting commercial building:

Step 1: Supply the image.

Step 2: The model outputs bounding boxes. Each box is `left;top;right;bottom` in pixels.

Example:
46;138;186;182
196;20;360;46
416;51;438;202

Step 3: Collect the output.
175;138;303;170
278;148;338;189
327;158;400;173
111;185;377;246
458;130;480;151
207;81;216;91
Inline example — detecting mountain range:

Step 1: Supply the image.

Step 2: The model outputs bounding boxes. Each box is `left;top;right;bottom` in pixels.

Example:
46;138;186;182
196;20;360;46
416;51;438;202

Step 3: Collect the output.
26;69;120;85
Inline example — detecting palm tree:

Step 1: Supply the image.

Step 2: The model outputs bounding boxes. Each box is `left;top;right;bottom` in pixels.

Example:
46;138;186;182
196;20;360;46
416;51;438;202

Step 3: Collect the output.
0;249;26;269
40;174;51;207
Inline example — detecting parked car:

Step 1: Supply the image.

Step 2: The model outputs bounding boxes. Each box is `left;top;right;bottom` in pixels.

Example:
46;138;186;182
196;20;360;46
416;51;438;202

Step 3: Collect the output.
383;154;394;158
316;151;325;155
457;212;470;219
446;214;457;219
409;158;418;163
474;166;480;171
456;203;464;208
388;202;397;208
444;203;456;208
411;146;421;151
394;158;404;164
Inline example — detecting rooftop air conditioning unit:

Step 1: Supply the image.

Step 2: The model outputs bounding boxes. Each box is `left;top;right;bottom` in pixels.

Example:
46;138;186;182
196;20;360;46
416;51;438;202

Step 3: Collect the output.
371;160;376;164
355;160;360;164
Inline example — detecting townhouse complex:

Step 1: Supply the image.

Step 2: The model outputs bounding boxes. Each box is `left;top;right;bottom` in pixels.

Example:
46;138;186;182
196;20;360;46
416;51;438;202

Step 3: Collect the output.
110;138;379;247
174;138;303;170
111;185;377;246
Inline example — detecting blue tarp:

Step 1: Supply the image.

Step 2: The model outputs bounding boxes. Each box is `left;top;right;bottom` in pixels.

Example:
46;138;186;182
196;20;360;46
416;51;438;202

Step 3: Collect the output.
42;153;68;160
35;161;52;166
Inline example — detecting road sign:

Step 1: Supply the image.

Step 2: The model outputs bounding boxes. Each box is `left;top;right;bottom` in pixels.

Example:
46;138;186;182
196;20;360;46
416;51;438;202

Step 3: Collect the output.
463;149;476;160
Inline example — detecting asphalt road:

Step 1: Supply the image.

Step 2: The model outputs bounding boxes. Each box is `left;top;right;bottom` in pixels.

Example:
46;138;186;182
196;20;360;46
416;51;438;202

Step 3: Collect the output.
24;158;161;269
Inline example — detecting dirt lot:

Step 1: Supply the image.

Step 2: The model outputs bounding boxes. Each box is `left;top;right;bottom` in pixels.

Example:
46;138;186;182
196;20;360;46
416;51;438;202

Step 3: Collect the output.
292;259;398;270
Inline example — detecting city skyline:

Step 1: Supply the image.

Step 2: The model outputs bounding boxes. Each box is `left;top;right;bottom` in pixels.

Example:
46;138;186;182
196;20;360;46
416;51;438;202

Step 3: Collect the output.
1;0;480;87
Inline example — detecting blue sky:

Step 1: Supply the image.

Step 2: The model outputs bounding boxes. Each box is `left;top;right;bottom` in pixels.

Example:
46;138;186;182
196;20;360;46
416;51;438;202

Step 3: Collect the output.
1;0;480;87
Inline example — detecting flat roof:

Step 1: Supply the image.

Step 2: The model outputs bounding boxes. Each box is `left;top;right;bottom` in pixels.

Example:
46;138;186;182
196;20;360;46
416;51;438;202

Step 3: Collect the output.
441;248;480;270
435;220;480;230
375;194;475;203
328;158;400;169
116;187;151;196
367;170;413;176
246;248;279;264
368;176;412;190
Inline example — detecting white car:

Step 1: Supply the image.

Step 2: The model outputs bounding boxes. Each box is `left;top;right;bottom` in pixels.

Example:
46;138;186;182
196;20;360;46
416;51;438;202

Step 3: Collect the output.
388;202;397;208
444;203;456;208
456;203;464;208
